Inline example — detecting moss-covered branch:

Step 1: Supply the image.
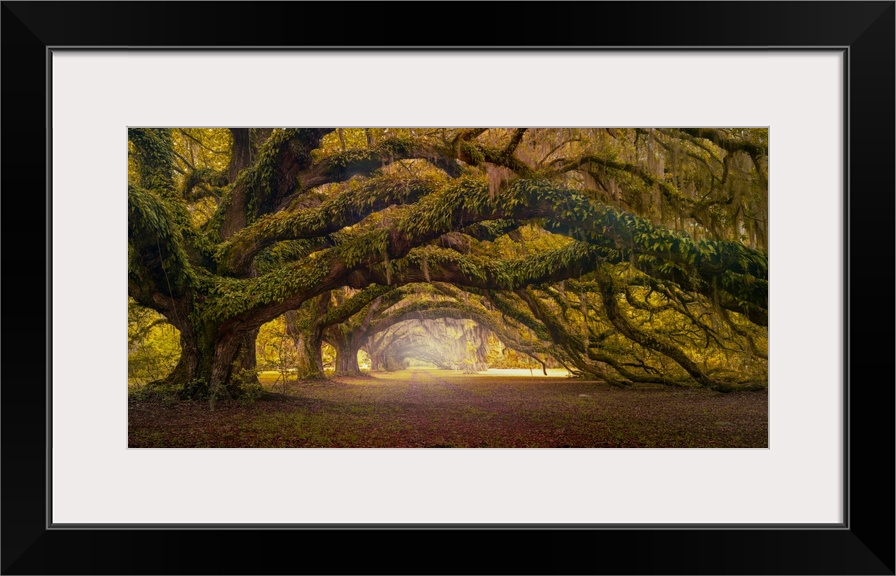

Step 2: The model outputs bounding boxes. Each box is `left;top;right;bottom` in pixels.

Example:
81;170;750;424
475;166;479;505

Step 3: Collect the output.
129;128;176;194
594;266;731;391
212;129;333;240
551;154;691;209
200;175;767;331
215;175;440;274
317;284;398;328
295;137;463;191
128;185;196;303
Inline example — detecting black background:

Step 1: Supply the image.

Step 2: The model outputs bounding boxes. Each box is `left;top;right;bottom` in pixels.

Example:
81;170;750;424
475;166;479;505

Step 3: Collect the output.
2;2;893;574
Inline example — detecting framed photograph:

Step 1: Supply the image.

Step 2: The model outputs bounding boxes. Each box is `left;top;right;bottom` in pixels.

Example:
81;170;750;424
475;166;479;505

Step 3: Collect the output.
4;2;892;574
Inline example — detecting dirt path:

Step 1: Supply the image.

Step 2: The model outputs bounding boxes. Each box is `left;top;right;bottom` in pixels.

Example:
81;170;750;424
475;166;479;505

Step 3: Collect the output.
129;369;768;448
407;369;477;402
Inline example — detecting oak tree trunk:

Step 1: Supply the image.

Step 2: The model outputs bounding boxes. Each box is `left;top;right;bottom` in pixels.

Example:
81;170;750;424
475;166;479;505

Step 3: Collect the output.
228;128;252;183
154;319;258;400
293;329;325;379
332;334;362;375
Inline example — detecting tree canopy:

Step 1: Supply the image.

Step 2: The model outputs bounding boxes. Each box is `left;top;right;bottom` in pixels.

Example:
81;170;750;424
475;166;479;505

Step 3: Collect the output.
128;127;768;401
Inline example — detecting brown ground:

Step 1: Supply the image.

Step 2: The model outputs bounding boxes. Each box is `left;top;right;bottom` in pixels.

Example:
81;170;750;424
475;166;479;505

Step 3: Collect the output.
128;369;768;448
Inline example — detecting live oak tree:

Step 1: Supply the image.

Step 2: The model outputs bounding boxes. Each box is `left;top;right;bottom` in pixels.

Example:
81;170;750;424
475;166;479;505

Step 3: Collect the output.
128;127;768;400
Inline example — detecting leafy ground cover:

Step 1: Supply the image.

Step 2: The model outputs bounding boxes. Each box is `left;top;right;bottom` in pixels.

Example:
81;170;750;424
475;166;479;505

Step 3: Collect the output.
128;369;767;448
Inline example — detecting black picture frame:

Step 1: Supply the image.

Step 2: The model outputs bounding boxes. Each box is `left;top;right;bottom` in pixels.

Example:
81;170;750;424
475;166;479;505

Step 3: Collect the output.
3;2;892;574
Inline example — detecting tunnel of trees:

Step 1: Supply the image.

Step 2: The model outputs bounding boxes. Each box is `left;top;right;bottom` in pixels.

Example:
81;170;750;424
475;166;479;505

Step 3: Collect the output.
128;127;768;401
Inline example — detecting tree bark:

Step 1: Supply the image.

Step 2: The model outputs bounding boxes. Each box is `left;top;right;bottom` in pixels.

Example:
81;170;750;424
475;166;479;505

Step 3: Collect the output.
228;128;252;183
155;323;212;396
208;327;259;401
369;350;387;371
334;342;361;374
285;309;326;379
152;318;258;400
293;329;325;379
328;326;363;375
383;354;405;371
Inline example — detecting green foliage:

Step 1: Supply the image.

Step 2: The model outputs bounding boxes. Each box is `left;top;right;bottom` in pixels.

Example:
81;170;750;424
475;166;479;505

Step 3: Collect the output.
128;300;180;386
322;137;417;180
256;316;294;371
128;128;175;193
128;185;198;292
235;369;265;405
